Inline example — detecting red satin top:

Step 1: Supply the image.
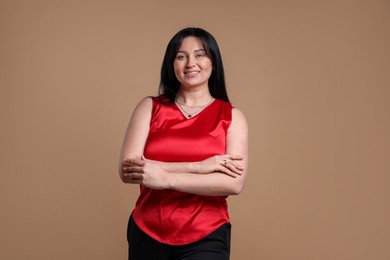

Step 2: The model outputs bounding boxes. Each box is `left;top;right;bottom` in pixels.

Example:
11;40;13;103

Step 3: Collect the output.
131;95;233;245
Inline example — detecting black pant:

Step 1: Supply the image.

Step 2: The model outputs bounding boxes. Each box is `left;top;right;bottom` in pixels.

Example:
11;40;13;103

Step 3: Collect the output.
127;216;231;260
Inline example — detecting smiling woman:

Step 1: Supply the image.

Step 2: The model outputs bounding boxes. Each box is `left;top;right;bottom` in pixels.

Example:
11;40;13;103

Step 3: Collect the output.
118;27;249;260
173;37;213;91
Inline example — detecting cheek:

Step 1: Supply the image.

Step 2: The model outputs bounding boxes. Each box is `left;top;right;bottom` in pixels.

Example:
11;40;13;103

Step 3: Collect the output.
173;63;181;78
174;61;184;72
203;62;213;75
202;60;213;72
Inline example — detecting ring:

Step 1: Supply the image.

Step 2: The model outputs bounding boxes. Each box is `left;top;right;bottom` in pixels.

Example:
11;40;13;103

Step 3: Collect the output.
224;160;227;165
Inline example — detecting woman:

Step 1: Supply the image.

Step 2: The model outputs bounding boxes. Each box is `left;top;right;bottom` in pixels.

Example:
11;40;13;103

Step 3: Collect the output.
119;27;248;260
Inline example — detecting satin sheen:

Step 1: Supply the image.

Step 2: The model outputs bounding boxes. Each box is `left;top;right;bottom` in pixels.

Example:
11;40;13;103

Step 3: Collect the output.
131;96;233;245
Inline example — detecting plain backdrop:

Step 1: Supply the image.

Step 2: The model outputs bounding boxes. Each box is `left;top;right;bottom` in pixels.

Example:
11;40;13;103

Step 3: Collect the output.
1;0;389;259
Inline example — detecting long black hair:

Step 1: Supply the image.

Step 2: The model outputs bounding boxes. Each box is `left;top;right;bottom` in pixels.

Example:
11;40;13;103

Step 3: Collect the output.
158;27;230;103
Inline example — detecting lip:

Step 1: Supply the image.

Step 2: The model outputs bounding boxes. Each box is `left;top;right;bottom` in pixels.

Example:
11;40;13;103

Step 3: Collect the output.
184;70;200;76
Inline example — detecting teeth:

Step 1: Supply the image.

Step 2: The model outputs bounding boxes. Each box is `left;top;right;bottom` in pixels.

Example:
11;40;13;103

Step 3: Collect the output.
186;71;198;75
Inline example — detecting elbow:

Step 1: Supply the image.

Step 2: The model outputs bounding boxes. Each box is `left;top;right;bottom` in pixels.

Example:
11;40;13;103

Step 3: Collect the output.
221;174;247;195
230;186;244;196
228;181;246;195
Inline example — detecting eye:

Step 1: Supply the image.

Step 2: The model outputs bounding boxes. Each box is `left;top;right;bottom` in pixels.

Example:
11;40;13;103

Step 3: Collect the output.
195;51;207;58
176;54;186;60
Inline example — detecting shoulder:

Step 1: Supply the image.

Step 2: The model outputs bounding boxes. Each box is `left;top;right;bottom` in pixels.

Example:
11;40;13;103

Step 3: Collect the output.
216;98;247;125
135;96;153;111
130;97;153;121
151;94;172;105
214;100;246;127
232;107;246;120
230;107;248;132
133;95;176;119
137;94;171;107
217;99;233;108
215;99;233;115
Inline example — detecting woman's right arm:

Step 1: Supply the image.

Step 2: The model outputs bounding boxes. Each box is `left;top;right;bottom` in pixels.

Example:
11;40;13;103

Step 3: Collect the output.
118;97;152;182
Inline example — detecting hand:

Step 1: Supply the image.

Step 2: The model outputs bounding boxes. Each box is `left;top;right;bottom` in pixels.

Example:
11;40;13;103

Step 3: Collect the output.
196;154;244;177
119;157;140;182
121;156;170;189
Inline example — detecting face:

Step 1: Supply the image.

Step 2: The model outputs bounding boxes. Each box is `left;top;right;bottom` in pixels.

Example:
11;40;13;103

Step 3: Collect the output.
174;36;213;90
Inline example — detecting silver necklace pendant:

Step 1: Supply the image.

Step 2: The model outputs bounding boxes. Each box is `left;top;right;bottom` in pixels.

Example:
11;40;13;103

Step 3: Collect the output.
175;97;215;119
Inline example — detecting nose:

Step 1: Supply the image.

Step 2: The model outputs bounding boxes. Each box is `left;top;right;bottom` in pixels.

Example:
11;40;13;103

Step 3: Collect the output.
186;55;196;67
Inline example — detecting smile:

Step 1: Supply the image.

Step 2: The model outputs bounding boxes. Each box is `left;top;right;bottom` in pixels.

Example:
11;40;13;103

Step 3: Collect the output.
184;71;200;76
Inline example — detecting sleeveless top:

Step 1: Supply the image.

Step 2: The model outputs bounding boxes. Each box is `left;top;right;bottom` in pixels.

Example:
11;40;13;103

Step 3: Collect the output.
131;95;233;245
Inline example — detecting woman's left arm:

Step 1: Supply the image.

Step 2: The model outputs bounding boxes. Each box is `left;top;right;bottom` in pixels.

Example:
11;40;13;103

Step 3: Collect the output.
124;108;249;196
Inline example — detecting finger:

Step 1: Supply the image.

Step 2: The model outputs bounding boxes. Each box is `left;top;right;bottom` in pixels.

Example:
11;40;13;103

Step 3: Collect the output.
222;160;243;175
124;158;145;166
218;161;238;177
131;178;143;184
123;166;143;173
123;161;137;167
123;172;143;179
123;161;144;168
126;178;143;185
219;167;238;178
121;161;136;167
226;154;244;160
229;161;245;171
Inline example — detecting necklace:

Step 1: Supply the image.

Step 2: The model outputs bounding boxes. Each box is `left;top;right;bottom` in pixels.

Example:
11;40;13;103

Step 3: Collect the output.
175;97;215;118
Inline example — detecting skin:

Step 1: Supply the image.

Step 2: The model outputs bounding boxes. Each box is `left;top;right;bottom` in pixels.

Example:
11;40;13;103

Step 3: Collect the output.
174;36;213;96
118;36;249;196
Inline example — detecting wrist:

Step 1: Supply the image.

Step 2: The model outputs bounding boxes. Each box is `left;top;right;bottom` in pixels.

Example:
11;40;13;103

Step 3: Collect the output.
166;172;177;189
190;162;200;173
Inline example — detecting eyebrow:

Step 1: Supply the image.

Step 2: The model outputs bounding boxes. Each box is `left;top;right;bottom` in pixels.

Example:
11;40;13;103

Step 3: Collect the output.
177;49;206;53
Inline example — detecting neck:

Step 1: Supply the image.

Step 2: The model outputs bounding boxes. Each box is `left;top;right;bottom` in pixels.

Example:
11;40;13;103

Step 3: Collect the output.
176;89;213;106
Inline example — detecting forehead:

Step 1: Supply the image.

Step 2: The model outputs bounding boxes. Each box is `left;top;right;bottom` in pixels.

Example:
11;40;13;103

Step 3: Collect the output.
178;36;205;51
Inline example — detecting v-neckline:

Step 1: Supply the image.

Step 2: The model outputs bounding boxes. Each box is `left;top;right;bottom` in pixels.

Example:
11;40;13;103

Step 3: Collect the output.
174;99;216;120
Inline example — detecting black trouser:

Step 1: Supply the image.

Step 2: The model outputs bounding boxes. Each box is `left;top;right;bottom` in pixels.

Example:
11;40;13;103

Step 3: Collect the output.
127;216;231;260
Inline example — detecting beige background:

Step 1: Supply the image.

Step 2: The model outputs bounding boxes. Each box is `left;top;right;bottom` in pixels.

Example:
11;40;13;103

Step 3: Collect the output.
1;0;389;259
